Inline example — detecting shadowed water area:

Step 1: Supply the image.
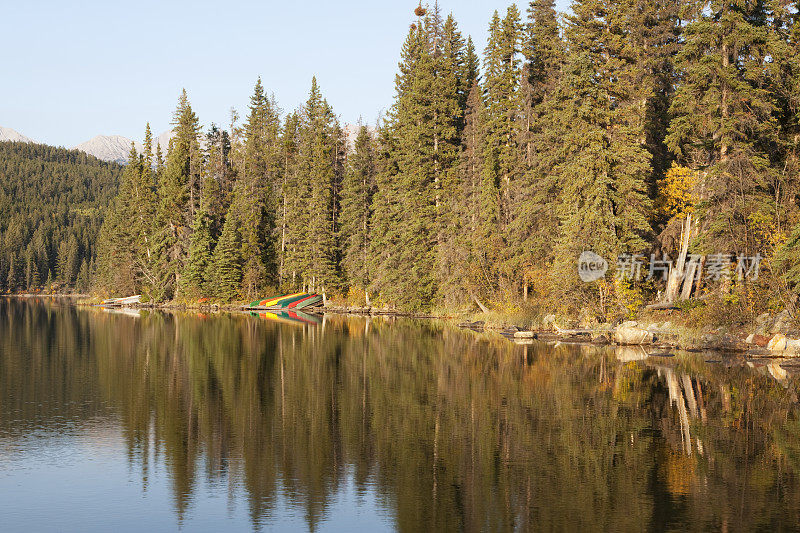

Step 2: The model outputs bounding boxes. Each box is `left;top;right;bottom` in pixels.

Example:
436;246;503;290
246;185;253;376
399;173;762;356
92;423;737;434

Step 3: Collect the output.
1;298;800;531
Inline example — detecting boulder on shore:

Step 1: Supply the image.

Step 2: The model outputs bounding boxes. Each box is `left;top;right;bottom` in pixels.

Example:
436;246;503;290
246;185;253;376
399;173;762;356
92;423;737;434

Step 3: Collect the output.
702;333;749;352
614;322;655;345
746;333;771;347
790;339;800;355
768;334;788;352
766;334;800;356
771;310;795;334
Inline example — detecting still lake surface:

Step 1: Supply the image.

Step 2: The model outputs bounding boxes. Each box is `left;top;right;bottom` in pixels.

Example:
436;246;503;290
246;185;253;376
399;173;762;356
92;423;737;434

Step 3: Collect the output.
1;297;800;532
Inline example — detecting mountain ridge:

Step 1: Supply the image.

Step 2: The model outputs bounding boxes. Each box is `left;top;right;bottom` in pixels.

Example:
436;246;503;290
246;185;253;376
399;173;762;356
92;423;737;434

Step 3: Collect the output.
72;130;175;164
0;126;35;143
3;124;367;164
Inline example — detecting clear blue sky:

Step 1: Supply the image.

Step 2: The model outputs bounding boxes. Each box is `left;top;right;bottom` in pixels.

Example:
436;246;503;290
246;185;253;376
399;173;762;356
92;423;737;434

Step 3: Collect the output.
1;0;571;147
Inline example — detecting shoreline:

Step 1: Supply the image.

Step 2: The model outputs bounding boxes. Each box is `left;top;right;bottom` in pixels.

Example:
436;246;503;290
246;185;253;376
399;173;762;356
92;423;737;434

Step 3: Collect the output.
7;294;799;357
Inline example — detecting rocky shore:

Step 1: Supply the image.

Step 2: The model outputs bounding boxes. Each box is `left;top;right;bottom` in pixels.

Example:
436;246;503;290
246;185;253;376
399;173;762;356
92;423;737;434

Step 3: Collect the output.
457;310;800;356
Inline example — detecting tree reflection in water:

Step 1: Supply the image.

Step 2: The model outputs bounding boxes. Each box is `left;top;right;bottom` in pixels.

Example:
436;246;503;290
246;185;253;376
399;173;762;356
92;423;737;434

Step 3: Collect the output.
2;298;800;531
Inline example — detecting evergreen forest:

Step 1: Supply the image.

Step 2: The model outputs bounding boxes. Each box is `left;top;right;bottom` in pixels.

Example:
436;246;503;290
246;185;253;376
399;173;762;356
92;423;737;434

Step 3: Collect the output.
15;1;800;320
0;142;121;293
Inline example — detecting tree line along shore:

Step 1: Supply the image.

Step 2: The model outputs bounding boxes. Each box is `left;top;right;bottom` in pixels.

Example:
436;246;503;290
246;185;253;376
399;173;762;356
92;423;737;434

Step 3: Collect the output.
2;1;800;335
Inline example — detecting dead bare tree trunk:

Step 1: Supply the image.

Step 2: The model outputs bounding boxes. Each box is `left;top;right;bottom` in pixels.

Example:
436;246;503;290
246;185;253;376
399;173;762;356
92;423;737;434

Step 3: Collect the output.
680;259;698;300
664;214;692;303
471;293;489;314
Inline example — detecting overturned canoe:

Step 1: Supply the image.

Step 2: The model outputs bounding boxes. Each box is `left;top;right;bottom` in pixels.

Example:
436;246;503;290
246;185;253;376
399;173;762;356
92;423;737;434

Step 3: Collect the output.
246;293;323;311
248;293;295;308
100;295;141;306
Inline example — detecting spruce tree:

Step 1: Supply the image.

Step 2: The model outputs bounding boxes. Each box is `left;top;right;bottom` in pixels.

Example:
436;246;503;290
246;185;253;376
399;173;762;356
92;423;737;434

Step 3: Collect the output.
666;0;781;257
179;190;215;299
370;22;439;310
236;78;282;298
444;80;503;305
340;125;376;290
209;206;242;301
278;112;304;287
155;142;164;178
539;0;653;300
518;0;563;167
434;14;468;242
131;126;158;290
204;124;233;234
6;252;17;293
628;0;682;200
463;37;481;107
506;0;565;296
94;144;142;295
56;240;70;284
77;259;90;293
483;6;523;232
44;269;52;293
772;2;800;295
151;90;201;301
296;77;338;293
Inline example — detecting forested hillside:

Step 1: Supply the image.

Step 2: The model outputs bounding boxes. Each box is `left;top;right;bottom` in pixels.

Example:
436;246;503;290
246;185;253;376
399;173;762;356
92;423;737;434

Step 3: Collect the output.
95;0;800;320
0;142;121;293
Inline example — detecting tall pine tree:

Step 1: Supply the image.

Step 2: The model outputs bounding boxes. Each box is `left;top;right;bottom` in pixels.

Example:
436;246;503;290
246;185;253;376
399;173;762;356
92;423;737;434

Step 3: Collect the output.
340;125;376;290
151;90;201;301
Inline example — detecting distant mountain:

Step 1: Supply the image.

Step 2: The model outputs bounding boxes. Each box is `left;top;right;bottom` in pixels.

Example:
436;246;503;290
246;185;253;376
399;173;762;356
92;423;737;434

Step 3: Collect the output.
343;123;375;149
72;135;141;164
72;130;175;164
155;129;174;153
0;126;35;143
5;123;377;164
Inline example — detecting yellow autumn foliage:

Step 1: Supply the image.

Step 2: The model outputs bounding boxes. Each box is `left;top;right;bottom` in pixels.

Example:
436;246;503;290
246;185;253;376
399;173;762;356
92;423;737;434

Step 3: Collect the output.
658;164;700;219
748;210;786;252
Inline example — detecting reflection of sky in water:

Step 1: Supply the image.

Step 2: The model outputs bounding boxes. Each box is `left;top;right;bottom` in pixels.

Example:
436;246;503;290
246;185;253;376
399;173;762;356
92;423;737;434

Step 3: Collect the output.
0;422;392;531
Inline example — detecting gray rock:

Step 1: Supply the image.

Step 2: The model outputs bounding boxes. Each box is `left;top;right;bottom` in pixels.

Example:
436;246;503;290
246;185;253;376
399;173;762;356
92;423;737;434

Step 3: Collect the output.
756;312;771;325
771;310;795;334
614;323;654;345
785;337;800;356
707;334;748;352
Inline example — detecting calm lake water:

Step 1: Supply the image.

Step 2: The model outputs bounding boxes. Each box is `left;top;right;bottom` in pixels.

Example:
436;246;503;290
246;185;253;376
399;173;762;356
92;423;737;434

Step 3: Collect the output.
2;297;800;531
